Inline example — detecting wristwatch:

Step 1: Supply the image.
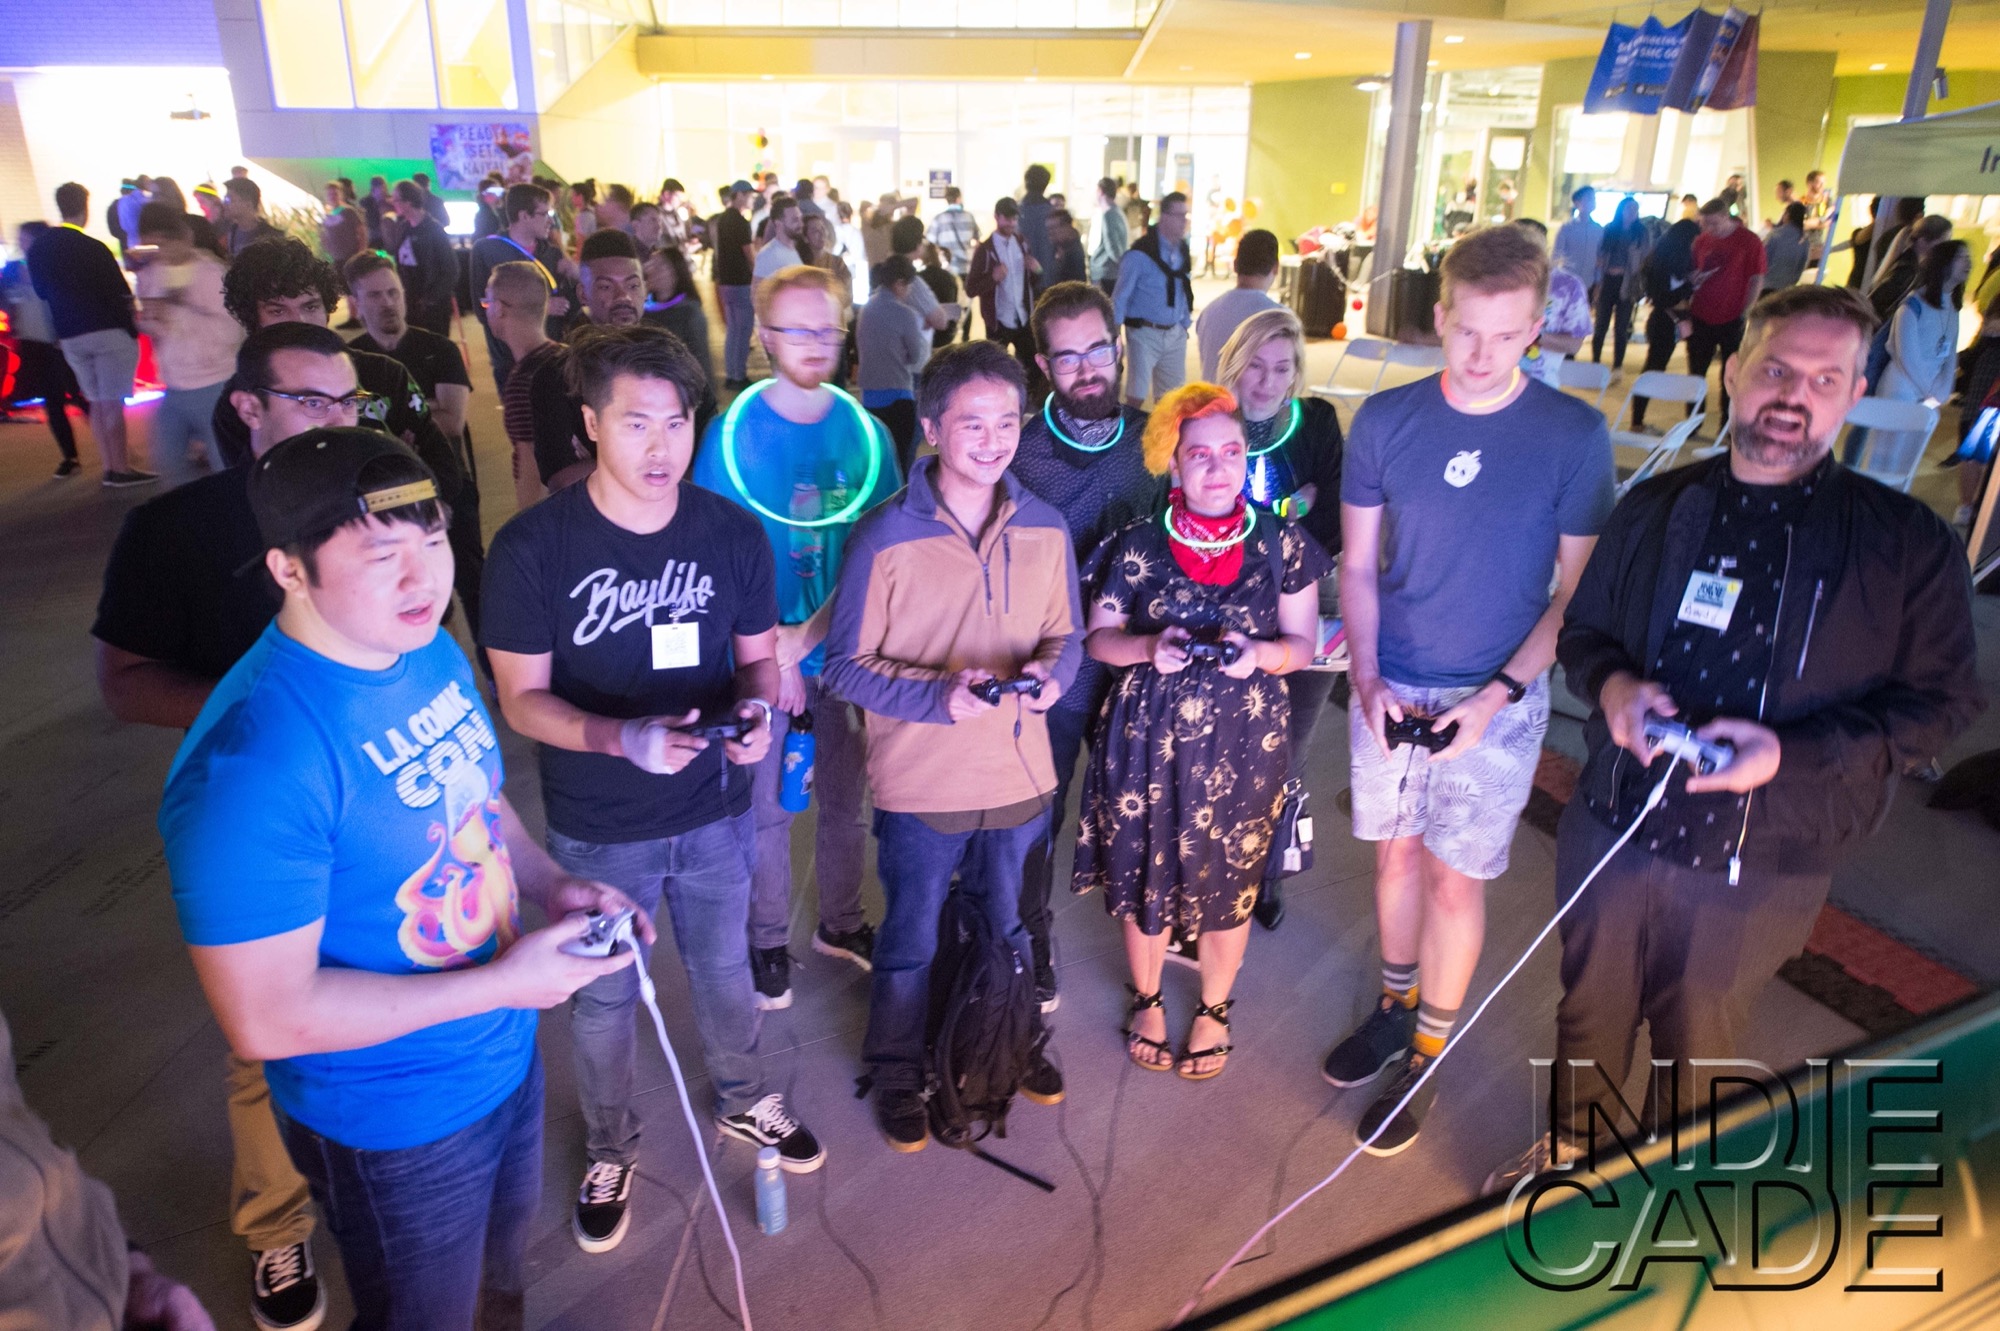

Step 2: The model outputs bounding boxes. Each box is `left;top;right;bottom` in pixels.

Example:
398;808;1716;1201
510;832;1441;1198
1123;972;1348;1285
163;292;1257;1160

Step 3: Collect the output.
1493;670;1527;705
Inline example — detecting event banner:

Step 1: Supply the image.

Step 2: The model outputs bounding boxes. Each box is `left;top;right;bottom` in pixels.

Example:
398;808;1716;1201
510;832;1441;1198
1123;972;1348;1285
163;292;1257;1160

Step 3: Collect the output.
1583;5;1757;116
428;122;534;192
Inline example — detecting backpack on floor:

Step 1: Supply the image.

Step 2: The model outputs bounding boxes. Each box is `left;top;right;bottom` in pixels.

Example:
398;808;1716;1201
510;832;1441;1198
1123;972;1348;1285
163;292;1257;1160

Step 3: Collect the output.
925;888;1042;1150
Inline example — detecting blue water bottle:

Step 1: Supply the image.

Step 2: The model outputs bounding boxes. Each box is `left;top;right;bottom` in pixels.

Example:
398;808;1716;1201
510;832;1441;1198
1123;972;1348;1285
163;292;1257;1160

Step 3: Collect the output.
755;1146;788;1235
780;710;815;813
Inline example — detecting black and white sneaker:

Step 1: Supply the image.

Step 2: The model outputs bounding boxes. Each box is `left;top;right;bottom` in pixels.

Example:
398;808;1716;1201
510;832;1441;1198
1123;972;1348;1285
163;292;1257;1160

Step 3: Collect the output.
101;468;159;488
1321;995;1415;1088
750;945;792;1010
812;921;875;972
717;1092;824;1173
250;1241;325;1331
1354;1051;1438;1157
1019;1053;1065;1105
1163;930;1200;970
572;1160;635;1253
53;458;81;479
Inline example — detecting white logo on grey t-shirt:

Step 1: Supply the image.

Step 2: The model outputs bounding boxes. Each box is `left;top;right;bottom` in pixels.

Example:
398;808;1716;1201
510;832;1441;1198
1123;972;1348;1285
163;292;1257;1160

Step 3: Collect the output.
1444;450;1482;488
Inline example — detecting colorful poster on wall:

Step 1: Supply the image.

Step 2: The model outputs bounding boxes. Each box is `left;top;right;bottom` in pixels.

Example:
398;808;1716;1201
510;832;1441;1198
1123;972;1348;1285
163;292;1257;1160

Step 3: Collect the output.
428;122;534;193
1582;12;1692;115
1663;6;1749;113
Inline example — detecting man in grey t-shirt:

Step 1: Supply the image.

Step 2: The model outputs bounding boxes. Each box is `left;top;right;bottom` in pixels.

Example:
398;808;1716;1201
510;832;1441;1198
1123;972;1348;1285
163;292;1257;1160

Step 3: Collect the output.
1322;224;1614;1160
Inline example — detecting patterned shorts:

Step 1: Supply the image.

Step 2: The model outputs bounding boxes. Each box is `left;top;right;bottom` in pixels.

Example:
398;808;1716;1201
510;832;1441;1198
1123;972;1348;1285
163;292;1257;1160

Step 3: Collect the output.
1347;673;1550;881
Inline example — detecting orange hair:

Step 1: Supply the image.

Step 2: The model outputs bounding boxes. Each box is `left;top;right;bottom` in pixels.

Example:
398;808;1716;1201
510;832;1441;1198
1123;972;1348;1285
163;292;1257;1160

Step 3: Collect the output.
1142;382;1239;476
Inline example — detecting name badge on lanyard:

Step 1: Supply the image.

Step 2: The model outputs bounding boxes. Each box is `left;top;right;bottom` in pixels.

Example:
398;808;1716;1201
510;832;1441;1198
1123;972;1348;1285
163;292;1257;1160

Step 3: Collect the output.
1676;570;1743;632
651;621;699;670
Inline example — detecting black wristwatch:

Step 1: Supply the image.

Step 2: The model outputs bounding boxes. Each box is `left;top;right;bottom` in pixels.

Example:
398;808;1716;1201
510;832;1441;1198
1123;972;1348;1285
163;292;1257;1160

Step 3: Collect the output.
1493;670;1527;704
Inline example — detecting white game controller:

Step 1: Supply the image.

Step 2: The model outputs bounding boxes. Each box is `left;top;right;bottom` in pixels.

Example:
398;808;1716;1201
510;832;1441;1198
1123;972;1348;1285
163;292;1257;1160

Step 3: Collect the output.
560;907;637;958
1643;712;1735;776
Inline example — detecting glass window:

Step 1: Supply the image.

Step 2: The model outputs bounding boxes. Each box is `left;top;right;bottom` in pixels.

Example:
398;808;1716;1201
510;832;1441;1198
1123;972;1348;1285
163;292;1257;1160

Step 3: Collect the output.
262;0;355;108
431;0;517;108
786;0;842;23
346;0;440;108
530;0;571;110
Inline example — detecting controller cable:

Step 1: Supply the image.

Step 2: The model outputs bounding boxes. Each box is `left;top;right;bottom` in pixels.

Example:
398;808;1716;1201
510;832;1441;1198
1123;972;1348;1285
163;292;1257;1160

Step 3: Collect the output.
1171;752;1686;1325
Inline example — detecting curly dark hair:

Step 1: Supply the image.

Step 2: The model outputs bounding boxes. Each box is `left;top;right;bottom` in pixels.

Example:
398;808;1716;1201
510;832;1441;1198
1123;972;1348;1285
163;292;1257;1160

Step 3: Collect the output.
223;237;341;332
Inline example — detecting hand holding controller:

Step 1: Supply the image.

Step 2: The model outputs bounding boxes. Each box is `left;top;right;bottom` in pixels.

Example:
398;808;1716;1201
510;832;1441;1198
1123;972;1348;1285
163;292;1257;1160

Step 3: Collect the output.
1642;712;1735;776
970;676;1046;706
677;716;759;743
1182;639;1243;668
560;908;637;958
1385;715;1460;754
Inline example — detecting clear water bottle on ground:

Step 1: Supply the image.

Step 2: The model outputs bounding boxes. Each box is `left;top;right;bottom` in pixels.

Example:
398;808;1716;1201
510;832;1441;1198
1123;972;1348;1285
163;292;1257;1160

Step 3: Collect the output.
755;1145;787;1235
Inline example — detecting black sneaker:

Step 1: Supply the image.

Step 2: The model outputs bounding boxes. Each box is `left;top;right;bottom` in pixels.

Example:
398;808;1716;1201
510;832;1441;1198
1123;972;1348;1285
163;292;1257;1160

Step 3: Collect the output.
1321;995;1415;1087
1163;930;1199;969
1019;1053;1065;1105
718;1092;824;1173
101;468;159;488
750;945;792;1010
53;458;81;479
812;921;875;972
1030;937;1059;1013
250;1241;325;1331
1354;1050;1438;1157
875;1087;928;1153
571;1160;634;1253
1252;876;1285;930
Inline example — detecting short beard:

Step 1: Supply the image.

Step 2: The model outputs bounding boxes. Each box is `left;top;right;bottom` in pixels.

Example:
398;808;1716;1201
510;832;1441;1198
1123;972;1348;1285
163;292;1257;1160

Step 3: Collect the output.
1054;373;1119;421
1733;406;1830;476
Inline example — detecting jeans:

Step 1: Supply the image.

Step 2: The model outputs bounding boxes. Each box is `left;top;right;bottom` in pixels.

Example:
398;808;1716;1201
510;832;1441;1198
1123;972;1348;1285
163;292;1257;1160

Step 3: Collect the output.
549;810;764;1156
1630;306;1681;428
280;1053;542;1331
224;1053;314;1251
1591;281;1634;367
719;284;754;381
748;676;869;950
153;381;227;468
864;811;1042;1091
1683;316;1745;430
1019;656;1111;958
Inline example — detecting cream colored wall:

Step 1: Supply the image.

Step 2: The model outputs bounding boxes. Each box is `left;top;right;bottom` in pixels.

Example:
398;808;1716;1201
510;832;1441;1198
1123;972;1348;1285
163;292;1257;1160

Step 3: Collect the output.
537;29;668;193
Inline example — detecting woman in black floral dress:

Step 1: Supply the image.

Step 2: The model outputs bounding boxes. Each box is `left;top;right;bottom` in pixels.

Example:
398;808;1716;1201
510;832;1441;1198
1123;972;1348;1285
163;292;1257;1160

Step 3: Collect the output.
1074;384;1330;1079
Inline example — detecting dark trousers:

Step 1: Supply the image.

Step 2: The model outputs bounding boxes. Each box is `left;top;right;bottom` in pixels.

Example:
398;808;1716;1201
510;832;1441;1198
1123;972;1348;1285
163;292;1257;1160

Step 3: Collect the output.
10;339;83;460
989;321;1042;396
1591;282;1635;367
1683;316;1746;430
869;400;920;477
482;324;515;399
1020;657;1112;961
1285;669;1335;765
1630;307;1681;428
444;434;485;640
1551;801;1831;1145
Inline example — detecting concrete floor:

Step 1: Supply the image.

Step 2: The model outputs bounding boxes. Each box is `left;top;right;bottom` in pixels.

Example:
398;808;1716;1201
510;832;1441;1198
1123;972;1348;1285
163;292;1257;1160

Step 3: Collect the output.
0;283;1992;1331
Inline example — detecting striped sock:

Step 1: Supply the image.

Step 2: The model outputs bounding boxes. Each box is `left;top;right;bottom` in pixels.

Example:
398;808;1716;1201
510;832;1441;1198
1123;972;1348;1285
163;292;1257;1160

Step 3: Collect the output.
1413;1000;1457;1058
1381;960;1419;1010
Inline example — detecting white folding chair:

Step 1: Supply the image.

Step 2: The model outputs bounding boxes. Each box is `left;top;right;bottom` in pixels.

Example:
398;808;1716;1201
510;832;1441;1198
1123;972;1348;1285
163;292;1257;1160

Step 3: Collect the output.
1617;412;1705;498
1378;342;1446;386
1556;358;1613;410
1607;371;1708;456
1690;415;1733;462
1308;338;1393;410
1841;398;1940;493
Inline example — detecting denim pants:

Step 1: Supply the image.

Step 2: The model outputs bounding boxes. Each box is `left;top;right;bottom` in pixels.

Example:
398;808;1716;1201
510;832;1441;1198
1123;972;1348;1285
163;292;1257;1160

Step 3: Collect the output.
864;810;1042;1091
1019;656;1111;956
279;1054;542;1331
719;283;754;381
549;810;763;1159
153;380;227;468
748;675;869;950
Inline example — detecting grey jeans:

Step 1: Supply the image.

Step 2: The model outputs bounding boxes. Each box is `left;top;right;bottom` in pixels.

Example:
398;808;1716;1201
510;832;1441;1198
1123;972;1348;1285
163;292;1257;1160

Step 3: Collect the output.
748;673;869;950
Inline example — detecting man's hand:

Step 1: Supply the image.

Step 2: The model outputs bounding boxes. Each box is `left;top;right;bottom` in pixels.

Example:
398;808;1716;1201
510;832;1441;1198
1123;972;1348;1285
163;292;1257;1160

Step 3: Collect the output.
775;623;813;671
993;262;1010;283
548;295;572;318
1019;659;1062;713
491;914;636;1008
1152;627;1192;675
543;878;659;947
1219;631;1260;681
1027;254;1043;276
946;669;995;722
775;663;807;716
1683;717;1781;794
618;710;709;775
1600;671;1676;761
724;701;775;766
1352;674;1408;757
1431;681;1508;762
124;1251;216;1331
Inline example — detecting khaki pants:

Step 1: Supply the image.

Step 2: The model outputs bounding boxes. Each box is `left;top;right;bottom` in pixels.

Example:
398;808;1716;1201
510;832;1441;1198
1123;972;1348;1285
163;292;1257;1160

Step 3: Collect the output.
225;1054;315;1250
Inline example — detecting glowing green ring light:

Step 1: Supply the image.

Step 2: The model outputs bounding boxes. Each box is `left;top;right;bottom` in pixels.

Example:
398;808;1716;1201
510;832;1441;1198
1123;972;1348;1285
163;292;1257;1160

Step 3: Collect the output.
1246;398;1302;458
718;378;885;529
1042;396;1125;453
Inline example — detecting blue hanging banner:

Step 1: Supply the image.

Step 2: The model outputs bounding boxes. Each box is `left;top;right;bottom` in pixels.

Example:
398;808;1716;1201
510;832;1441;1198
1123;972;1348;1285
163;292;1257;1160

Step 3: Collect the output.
1663;6;1749;113
1583;12;1694;115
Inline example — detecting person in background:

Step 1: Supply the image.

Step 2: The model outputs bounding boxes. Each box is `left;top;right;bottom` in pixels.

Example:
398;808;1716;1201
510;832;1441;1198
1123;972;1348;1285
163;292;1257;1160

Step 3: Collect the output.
1553;186;1603;284
641;244;714;390
486;260;562;512
1591;197;1647;368
966;197;1041;376
473;174;506;241
1513;219;1590;386
361;176;393;251
1113;191;1194;409
526;228;648;493
1867;213;1952;326
1123;190;1151;248
569;180;600;246
107;178;140;253
916;242;962;352
630;202;666;256
411;171;450;226
391;180;458;336
1684;198;1768;430
1872;241;1971;506
655;177;691;251
925;186;980;286
834;200;871;305
596;184;635;235
1952;285;2000;529
856;255;931;470
468;182;575;395
1195;227;1281;381
1089;176;1129;297
1076;383;1326;1079
801;213;854;316
220;178;281;258
753;195;808;302
712;180;757;390
891;215;956;341
1719;172;1746;214
1046;208;1088;289
1018;165;1056;281
319;181;366;274
151;177;225;259
133;203;240;470
193;181;228;244
27;182;153;486
1630;208;1700;430
4;221;92;478
1763;201;1811;292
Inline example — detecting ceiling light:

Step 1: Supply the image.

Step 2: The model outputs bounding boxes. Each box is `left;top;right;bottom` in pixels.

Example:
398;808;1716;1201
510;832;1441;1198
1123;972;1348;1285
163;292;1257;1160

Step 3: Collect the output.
1295;51;1312;60
1428;59;1440;67
1353;76;1386;92
1443;34;1464;43
1869;62;1887;71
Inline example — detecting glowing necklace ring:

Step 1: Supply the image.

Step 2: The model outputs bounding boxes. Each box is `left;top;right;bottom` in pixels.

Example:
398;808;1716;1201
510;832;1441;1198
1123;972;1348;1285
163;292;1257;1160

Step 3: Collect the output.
1163;503;1257;553
718;378;885;529
1042;397;1124;453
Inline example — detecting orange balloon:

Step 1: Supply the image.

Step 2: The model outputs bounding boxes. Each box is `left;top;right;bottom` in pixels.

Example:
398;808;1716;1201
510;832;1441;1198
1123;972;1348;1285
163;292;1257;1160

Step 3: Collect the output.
1331;322;1348;340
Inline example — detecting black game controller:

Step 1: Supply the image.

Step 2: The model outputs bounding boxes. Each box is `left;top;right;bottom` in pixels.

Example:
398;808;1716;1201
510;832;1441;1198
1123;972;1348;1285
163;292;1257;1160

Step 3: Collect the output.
1182;638;1244;667
676;715;760;743
1385;716;1461;754
971;676;1046;706
1642;712;1735;775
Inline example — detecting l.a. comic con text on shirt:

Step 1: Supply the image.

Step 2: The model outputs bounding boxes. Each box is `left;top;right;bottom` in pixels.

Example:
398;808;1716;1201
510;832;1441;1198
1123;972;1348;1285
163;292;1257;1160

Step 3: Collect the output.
569;561;718;645
359;679;502;809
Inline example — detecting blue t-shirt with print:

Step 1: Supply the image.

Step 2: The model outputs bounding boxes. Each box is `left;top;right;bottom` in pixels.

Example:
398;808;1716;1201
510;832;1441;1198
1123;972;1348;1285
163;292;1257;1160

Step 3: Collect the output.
692;388;899;674
160;623;534;1152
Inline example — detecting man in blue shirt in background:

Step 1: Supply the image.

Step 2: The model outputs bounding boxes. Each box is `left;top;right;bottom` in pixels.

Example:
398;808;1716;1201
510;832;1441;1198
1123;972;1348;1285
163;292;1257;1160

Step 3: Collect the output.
1111;190;1194;410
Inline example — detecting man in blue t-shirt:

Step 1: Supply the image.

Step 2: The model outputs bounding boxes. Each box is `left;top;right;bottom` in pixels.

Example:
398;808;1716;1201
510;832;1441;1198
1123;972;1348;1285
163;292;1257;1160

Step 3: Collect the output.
1325;225;1615;1159
161;428;647;1330
483;324;825;1257
691;265;901;1010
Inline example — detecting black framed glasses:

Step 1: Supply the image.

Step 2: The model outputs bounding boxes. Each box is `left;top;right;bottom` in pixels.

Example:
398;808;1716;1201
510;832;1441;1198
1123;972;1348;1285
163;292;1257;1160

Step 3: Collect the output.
1048;342;1118;375
258;387;379;419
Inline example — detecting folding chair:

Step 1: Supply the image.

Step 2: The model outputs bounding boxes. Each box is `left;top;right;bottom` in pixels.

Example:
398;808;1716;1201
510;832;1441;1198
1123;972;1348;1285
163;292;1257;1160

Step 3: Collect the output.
1690;414;1733;462
1378;342;1445;386
1616;412;1705;498
1556;359;1612;411
1841;398;1939;493
1607;371;1707;456
1308;338;1393;410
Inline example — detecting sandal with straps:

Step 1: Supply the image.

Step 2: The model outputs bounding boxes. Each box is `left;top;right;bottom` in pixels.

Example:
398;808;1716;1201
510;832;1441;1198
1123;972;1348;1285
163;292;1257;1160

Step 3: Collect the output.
1177;998;1235;1081
1123;986;1174;1072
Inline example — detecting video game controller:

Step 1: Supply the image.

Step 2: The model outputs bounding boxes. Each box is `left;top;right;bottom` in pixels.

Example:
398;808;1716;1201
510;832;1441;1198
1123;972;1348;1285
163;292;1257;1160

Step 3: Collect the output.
1642;712;1735;776
676;715;760;743
1182;638;1244;667
1385;716;1461;754
560;908;637;958
970;676;1046;705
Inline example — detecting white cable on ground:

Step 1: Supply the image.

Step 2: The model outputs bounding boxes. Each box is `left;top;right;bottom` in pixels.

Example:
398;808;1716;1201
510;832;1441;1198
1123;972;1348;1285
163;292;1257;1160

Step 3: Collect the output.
1171;761;1682;1326
635;961;754;1331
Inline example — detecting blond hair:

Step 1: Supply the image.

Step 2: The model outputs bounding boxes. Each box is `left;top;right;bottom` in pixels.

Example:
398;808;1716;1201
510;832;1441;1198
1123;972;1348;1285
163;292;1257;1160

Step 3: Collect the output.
753;263;839;325
1215;307;1306;403
1142;382;1240;477
1439;224;1549;311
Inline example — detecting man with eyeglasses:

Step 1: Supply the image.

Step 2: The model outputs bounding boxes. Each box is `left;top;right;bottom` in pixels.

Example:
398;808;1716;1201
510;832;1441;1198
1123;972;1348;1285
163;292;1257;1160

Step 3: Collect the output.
691;265;900;1012
468;183;576;395
1005;280;1161;1011
1112;190;1195;409
90;319;373;1331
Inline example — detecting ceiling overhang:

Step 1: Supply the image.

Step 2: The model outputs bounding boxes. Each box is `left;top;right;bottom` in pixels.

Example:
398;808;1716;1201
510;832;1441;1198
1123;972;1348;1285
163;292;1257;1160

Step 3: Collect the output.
636;30;1145;81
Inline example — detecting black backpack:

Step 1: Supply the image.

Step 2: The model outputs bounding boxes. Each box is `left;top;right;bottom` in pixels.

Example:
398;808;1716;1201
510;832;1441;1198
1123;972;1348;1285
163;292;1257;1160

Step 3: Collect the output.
925;888;1042;1149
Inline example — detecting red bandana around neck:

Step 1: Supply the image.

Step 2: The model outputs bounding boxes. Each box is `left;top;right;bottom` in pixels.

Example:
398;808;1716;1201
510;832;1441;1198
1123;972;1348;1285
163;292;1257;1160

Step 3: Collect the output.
1165;487;1249;585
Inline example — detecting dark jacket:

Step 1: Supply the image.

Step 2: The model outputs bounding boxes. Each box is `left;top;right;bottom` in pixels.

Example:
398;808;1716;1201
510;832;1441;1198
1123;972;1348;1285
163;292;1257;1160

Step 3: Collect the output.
964;231;1039;333
26;226;135;341
1559;454;1984;874
397;215;459;326
1642;219;1699;313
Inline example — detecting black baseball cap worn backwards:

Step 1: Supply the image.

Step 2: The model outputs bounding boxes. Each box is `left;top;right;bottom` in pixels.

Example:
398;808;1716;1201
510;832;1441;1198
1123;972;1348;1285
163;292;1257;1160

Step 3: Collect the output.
248;427;438;553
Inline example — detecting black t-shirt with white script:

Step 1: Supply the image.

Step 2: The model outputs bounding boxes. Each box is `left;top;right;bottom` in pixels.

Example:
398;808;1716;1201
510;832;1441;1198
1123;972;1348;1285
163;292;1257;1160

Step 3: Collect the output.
479;480;778;843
